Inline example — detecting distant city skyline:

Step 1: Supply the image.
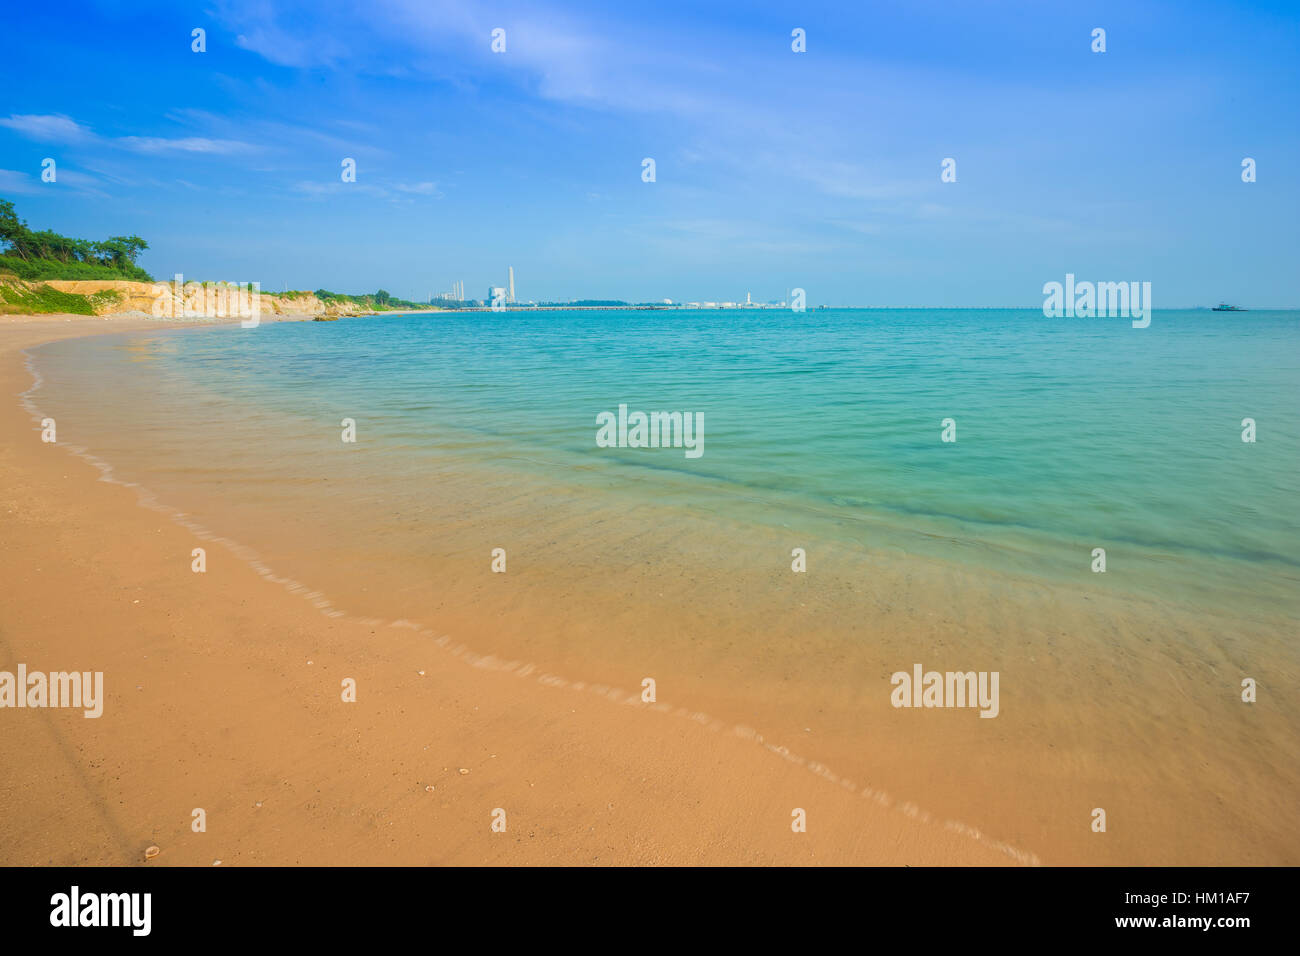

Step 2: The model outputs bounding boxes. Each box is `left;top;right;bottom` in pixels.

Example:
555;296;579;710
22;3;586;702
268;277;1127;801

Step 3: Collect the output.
1;0;1297;307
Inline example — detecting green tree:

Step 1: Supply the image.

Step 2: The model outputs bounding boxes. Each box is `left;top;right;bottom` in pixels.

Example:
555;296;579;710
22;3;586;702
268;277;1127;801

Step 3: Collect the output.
0;199;34;260
99;235;149;268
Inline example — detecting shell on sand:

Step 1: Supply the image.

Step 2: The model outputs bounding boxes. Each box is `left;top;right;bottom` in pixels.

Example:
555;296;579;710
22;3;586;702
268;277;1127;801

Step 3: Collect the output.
144;845;160;860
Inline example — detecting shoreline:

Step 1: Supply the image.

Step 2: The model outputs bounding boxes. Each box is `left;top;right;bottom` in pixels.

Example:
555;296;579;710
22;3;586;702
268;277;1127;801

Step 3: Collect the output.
0;312;1029;865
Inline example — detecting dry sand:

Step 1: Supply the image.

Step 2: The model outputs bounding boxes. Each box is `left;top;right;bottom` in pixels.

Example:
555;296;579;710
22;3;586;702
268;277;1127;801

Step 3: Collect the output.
0;313;1017;866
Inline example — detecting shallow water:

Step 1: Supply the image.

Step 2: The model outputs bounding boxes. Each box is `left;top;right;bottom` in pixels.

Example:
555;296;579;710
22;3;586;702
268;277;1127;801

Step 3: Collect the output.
37;308;1300;611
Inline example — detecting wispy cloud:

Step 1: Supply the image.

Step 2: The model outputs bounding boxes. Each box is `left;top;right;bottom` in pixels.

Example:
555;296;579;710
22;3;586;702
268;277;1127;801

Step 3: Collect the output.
211;0;761;123
117;136;256;155
0;165;107;198
49;168;110;197
290;178;442;203
394;181;440;196
0;113;94;144
0;168;41;194
0;114;257;156
783;159;928;203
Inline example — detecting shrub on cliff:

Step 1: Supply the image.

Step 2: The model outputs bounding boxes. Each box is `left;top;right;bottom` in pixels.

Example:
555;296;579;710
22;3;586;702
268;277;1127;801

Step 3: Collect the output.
0;198;153;282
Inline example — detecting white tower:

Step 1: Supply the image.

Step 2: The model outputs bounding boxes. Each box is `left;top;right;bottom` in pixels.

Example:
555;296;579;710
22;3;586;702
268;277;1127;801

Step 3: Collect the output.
508;267;515;304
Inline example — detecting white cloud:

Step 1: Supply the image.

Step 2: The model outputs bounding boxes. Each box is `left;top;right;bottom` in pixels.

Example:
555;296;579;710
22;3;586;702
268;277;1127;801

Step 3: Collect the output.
0;166;106;197
394;181;441;196
782;159;926;202
0;168;41;194
0;114;257;156
0;114;94;143
234;27;352;68
50;169;107;192
118;136;256;155
291;178;442;203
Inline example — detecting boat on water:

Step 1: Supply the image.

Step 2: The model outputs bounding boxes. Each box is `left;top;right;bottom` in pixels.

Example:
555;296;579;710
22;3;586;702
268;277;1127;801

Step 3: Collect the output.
1212;303;1247;311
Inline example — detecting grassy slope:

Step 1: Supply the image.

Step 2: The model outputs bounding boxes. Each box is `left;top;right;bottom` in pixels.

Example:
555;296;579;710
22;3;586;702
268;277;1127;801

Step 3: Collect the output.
0;279;122;315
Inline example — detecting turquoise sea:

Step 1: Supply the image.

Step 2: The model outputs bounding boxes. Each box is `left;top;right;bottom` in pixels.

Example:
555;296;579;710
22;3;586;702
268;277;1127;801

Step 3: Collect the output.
32;308;1300;621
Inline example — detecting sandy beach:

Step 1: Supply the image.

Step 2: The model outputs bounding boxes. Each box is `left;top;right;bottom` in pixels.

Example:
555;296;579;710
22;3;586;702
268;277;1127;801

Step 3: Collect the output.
0;314;1032;866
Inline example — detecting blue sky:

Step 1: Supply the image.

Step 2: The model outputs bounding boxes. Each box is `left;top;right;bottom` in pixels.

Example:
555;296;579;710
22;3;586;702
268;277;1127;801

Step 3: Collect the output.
1;0;1297;305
